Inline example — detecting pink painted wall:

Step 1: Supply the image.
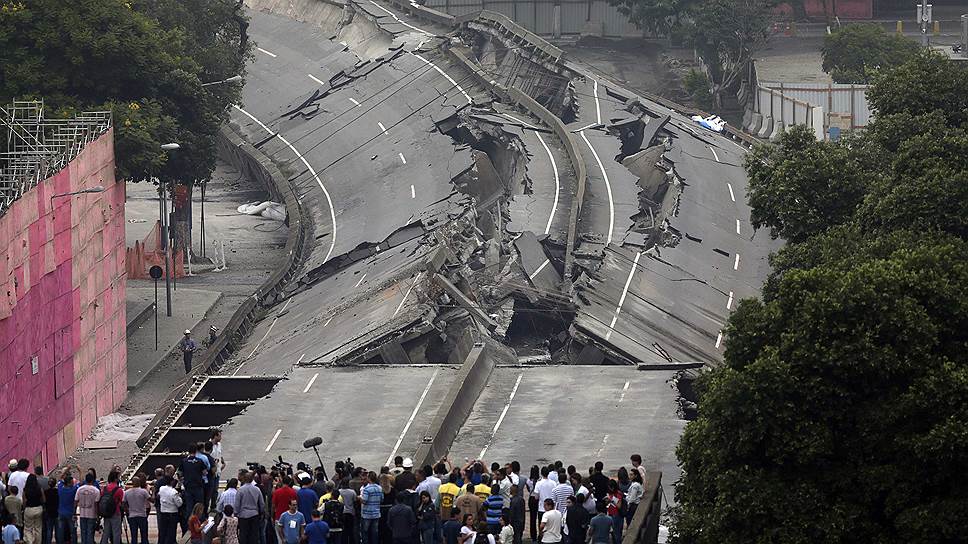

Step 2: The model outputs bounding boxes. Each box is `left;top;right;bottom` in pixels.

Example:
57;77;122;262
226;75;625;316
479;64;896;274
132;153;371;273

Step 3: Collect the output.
0;129;127;469
776;0;873;19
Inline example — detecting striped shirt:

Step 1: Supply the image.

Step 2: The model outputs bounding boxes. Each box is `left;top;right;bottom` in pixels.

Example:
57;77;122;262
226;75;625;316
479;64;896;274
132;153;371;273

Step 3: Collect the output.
360;483;383;520
551;483;572;514
484;495;504;526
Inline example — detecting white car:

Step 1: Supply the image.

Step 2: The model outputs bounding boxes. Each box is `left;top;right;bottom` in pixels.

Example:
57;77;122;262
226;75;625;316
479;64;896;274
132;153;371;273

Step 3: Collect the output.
691;114;726;133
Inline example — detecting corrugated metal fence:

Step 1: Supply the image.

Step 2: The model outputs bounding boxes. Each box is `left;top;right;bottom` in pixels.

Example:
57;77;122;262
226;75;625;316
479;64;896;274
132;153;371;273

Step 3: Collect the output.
740;76;872;140
422;0;643;37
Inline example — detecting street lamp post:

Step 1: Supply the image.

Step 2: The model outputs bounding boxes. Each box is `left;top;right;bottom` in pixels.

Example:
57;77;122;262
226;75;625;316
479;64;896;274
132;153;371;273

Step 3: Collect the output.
159;142;180;317
198;74;242;260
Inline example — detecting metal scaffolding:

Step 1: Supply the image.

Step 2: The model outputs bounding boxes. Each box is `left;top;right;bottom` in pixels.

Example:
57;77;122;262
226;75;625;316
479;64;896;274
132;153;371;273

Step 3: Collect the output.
0;100;112;215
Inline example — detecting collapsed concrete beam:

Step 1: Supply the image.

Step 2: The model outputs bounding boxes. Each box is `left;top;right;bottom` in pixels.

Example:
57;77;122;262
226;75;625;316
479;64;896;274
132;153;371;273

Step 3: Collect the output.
433;273;497;330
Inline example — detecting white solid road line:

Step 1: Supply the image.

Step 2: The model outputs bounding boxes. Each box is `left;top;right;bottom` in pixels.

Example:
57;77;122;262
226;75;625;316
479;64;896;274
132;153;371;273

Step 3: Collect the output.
734;253;740;270
349;97;361;107
529;258;551;280
387;368;440;465
479;372;523;459
368;0;434;36
398;152;407;164
265;429;282;452
736;219;741;235
411;53;473;105
715;332;723;348
354;272;367;288
393;272;423;318
308;74;325;85
303;372;320;393
580;130;615;245
256;47;277;58
605;251;642;341
501;113;560;234
233;105;275;135
726;291;734;310
709;145;720;162
727;183;736;202
593;79;602;125
233;106;338;264
410;185;415;199
378;122;388;135
276;133;338;263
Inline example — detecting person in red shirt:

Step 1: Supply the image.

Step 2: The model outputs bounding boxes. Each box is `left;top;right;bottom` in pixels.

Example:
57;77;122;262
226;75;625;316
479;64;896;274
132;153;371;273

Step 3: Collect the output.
100;471;126;544
189;503;205;544
271;477;298;522
605;480;624;544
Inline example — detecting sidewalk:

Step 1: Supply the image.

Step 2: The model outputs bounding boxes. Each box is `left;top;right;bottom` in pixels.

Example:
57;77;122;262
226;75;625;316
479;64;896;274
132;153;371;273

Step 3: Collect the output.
63;157;289;476
126;285;222;388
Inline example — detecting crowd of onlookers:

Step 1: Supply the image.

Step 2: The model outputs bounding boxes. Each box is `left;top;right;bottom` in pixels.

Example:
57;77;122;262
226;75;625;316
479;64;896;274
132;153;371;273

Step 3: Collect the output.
2;431;651;544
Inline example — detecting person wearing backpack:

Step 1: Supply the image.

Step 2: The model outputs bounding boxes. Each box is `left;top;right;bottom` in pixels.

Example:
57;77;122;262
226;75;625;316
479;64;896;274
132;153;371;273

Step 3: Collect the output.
97;472;124;544
74;475;99;544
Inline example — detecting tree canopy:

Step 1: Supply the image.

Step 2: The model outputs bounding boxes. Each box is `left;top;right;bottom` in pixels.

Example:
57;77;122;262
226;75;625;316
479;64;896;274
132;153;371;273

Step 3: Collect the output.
0;0;248;184
610;0;777;107
671;47;968;544
820;23;921;84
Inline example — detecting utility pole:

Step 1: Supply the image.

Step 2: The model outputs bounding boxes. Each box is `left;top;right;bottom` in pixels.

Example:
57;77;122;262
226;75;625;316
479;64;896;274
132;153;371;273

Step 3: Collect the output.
918;0;931;46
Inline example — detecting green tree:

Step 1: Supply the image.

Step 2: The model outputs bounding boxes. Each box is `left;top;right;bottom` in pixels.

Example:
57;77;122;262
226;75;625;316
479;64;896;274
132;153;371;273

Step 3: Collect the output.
611;0;776;106
688;0;776;108
672;42;968;544
744;125;867;243
866;48;968;128
820;23;921;84
0;0;249;253
672;235;968;543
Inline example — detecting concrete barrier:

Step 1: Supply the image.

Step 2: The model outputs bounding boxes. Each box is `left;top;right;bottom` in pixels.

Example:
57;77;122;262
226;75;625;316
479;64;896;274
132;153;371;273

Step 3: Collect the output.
748;112;763;135
413;330;515;469
771;119;785;141
757;115;774;139
621;471;663;544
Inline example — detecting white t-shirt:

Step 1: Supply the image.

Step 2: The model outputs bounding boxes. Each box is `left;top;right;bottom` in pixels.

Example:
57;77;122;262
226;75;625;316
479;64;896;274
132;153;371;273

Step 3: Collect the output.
534;478;555;512
540;510;563;543
211;443;223;475
8;471;28;499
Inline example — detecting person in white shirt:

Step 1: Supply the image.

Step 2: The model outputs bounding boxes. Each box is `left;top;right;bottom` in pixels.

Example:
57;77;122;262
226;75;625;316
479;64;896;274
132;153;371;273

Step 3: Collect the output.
538;499;562;544
8;460;29;499
533;468;555;519
158;479;183;544
415;467;441;504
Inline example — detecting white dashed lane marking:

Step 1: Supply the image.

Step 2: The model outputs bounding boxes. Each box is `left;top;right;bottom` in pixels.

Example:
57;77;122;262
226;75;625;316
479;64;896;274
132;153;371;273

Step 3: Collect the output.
256;47;277;58
307;74;325;85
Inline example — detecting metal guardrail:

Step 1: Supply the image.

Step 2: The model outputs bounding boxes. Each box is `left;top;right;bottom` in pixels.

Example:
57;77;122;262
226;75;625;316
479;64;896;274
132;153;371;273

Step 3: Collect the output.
457;10;564;63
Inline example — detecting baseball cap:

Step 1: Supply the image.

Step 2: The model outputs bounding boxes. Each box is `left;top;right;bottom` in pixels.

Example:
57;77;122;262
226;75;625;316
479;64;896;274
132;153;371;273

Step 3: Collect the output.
402;458;413;468
184;329;191;334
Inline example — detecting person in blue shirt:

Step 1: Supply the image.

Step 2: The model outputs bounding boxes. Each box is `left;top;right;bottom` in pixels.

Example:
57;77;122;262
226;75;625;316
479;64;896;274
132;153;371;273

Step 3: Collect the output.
359;472;384;544
2;512;21;544
56;474;80;544
441;509;461;544
296;477;319;525
484;486;503;536
305;510;330;544
276;500;305;544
